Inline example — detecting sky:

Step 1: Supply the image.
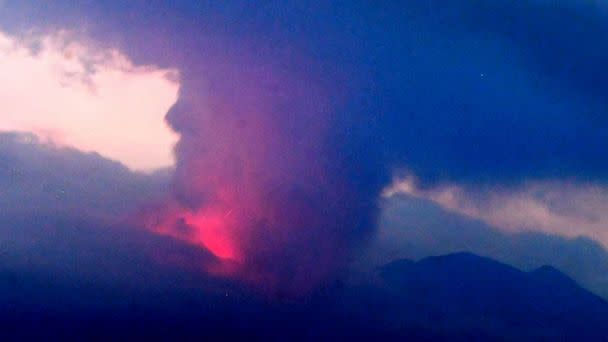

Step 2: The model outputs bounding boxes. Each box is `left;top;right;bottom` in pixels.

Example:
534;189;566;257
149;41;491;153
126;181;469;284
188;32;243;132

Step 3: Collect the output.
0;28;179;171
3;0;608;317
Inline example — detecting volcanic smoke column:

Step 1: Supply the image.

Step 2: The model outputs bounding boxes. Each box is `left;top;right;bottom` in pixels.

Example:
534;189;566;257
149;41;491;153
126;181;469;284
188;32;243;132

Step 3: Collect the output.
156;53;387;293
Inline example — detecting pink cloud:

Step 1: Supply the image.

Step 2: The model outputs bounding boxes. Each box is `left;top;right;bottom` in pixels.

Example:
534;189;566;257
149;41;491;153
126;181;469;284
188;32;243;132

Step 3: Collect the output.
0;30;180;171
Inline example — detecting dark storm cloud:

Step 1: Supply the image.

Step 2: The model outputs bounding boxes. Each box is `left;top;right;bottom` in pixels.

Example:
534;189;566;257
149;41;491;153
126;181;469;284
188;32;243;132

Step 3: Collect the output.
5;0;608;185
367;0;608;185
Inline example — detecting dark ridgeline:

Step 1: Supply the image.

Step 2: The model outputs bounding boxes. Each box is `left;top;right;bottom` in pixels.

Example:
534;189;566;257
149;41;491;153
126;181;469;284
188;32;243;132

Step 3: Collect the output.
374;253;608;340
2;251;608;341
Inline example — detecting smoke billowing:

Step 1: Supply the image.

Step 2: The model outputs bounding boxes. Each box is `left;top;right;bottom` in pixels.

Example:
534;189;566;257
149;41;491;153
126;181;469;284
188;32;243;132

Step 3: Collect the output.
141;49;389;293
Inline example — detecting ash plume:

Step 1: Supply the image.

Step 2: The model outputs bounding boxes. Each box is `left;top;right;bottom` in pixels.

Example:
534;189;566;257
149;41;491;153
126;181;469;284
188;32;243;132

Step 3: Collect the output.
147;49;390;294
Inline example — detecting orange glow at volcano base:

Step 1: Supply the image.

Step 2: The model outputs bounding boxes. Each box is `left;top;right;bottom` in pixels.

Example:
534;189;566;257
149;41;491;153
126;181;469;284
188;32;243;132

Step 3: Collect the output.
141;201;304;293
138;202;250;282
142;205;292;294
152;208;241;262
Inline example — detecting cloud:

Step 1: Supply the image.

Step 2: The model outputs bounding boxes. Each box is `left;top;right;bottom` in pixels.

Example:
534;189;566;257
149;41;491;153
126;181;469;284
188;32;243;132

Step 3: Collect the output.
0;29;179;171
385;175;608;249
0;131;169;219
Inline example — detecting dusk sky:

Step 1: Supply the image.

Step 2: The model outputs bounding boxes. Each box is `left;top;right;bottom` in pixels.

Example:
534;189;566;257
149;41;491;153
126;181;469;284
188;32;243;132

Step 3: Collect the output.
2;1;608;340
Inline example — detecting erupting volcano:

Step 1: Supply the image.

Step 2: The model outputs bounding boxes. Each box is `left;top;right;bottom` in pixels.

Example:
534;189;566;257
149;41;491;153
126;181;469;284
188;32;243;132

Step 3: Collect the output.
153;206;241;261
139;50;390;294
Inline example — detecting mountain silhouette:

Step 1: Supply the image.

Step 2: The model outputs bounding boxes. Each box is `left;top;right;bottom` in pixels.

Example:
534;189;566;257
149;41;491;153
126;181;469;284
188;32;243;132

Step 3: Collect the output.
3;251;608;340
371;252;608;340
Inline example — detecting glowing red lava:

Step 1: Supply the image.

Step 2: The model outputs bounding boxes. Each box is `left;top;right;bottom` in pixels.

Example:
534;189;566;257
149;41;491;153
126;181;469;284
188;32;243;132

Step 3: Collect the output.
178;210;239;260
150;206;241;263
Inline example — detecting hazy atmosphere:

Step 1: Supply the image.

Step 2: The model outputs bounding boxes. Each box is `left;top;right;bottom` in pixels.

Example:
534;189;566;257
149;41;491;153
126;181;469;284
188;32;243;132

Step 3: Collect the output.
2;1;608;340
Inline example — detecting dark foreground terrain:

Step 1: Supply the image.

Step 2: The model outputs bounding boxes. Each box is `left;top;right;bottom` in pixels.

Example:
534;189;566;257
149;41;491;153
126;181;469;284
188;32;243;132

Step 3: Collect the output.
2;250;608;341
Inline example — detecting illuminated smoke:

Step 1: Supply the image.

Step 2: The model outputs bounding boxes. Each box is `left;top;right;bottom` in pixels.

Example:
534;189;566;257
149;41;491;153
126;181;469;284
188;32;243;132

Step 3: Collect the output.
143;49;388;294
